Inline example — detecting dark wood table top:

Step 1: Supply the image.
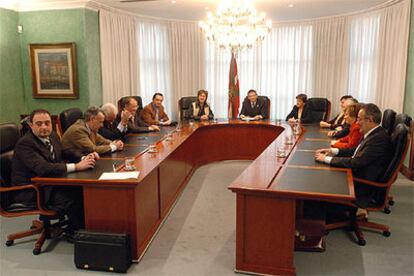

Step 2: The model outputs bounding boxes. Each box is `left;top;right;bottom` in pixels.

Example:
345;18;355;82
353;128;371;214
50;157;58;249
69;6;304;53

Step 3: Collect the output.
33;120;355;203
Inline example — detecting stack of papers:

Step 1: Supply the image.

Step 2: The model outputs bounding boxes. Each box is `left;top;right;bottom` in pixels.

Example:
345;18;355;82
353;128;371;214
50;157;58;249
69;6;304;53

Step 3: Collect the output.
99;171;140;180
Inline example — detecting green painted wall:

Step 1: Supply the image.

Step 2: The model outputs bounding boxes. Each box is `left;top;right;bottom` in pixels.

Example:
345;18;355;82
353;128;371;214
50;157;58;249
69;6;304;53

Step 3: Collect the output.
0;8;26;124
18;9;102;115
404;1;414;117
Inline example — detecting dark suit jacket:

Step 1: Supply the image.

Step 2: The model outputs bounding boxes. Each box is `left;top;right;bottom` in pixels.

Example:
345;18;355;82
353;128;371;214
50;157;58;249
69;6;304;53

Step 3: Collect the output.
11;131;82;202
332;123;350;139
117;111;153;134
330;126;392;207
286;103;313;123
99;120;127;140
240;98;267;118
328;112;345;130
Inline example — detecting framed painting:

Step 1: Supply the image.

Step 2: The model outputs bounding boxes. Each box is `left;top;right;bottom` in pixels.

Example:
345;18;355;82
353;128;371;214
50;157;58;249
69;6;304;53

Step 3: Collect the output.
29;43;78;99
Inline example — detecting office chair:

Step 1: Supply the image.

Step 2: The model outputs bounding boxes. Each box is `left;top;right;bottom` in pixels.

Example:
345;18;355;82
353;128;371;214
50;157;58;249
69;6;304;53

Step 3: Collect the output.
0;123;58;255
59;108;83;134
381;109;396;136
117;96;143;113
257;96;271;119
308;97;331;122
385;113;412;209
326;123;410;246
178;96;197;121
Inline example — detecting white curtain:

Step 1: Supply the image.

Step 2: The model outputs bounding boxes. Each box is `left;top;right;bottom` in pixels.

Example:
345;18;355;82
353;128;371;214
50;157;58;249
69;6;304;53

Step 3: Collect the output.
313;17;350;115
168;22;205;119
373;0;411;112
98;0;411;117
99;10;137;105
136;20;172;114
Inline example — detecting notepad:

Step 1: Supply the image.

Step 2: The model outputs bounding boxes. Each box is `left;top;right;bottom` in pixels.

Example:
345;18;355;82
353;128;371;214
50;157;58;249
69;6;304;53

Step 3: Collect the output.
99;171;140;180
241;116;258;121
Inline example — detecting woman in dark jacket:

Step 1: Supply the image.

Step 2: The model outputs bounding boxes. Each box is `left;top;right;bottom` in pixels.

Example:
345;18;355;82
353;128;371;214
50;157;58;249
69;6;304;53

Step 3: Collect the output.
286;93;313;123
188;89;214;121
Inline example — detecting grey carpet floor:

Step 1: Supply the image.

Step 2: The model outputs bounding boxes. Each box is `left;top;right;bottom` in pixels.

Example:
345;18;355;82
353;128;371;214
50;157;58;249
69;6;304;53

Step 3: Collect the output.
1;161;413;276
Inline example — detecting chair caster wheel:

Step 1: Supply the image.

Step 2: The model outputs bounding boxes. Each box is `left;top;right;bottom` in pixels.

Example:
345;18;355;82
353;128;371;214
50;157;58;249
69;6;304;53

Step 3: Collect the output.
358;239;366;246
384;207;391;214
389;200;395;206
33;248;41;255
383;231;391;237
5;240;14;246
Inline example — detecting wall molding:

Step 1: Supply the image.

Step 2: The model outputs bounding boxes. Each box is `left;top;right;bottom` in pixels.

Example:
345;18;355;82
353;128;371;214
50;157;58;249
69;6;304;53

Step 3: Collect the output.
0;0;89;12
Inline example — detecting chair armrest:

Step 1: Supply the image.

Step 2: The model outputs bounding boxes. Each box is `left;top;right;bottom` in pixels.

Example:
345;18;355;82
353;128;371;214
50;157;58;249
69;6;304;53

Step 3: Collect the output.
0;184;54;215
353;177;388;188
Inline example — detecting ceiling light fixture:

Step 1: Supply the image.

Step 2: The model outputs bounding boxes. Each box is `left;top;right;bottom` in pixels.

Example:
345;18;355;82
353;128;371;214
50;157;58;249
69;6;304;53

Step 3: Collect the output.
199;0;272;53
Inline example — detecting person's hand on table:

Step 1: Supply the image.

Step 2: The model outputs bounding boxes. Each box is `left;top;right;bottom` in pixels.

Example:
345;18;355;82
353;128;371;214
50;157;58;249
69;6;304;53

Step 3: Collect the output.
112;140;124;151
149;125;160;131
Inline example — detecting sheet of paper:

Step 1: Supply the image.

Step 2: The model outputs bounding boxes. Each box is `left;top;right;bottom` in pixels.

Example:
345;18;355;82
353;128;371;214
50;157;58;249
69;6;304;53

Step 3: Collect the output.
99;171;140;180
241;116;257;121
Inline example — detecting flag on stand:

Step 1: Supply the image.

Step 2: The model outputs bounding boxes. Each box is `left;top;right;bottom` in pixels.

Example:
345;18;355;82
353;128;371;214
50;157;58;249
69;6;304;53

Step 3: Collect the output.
228;52;240;119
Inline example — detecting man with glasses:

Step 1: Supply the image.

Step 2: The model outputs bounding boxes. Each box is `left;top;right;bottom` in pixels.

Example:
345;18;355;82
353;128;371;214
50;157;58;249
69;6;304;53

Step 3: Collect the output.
315;103;392;210
12;109;97;235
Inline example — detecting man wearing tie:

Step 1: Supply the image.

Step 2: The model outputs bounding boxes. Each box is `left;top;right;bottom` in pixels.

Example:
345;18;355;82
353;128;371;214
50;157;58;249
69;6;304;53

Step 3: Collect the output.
11;109;97;233
239;90;268;120
121;97;160;133
315;103;393;209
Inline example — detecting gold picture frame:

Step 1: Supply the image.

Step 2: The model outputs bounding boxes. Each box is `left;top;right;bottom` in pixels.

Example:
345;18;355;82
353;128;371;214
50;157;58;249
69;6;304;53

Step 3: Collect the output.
29;43;78;99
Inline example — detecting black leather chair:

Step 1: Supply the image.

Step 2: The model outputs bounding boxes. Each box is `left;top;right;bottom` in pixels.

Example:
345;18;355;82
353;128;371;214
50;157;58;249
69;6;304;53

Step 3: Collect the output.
258;96;271;119
117;96;143;112
59;108;83;134
308;98;331;122
327;123;410;245
178;96;197;121
381;109;396;136
393;113;412;130
20;116;31;136
0;123;57;255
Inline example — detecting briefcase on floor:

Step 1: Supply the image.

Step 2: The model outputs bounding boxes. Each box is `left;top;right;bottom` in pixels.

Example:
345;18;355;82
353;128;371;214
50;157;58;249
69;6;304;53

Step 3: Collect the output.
294;219;326;252
74;230;132;273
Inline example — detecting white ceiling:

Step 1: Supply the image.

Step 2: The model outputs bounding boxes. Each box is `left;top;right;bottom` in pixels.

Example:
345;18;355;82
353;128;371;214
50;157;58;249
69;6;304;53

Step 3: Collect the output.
1;0;391;21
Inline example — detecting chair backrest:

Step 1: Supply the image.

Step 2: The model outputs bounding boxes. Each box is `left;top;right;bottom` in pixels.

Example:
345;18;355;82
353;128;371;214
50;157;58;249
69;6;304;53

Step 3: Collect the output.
258;96;271;119
59;108;83;134
178;96;197;121
20;116;31;136
0;123;20;186
393;113;412;130
380;123;409;183
117;96;143;112
308;97;331;122
381;109;396;136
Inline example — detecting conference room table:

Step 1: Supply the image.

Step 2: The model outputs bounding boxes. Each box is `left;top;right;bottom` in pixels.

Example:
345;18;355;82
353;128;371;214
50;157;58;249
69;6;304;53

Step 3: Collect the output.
32;119;355;276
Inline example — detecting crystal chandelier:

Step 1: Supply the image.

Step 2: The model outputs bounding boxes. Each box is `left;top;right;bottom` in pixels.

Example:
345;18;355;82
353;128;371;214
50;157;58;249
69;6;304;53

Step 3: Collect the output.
199;0;272;52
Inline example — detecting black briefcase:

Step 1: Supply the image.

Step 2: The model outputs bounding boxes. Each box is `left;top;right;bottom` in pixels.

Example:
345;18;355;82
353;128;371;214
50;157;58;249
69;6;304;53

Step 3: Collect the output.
74;230;132;273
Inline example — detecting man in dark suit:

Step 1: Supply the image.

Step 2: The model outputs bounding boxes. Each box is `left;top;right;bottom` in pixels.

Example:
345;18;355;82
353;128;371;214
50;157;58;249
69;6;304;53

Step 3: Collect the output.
315;103;393;209
11;109;97;233
239;90;267;120
99;103;130;140
122;97;160;133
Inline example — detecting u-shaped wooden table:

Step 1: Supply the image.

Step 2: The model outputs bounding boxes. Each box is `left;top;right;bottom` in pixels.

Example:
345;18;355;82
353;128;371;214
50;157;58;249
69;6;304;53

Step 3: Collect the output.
33;120;355;275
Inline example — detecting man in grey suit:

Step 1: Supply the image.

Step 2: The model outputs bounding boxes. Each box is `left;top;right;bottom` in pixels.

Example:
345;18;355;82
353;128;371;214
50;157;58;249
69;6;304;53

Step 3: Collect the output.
315;104;392;212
